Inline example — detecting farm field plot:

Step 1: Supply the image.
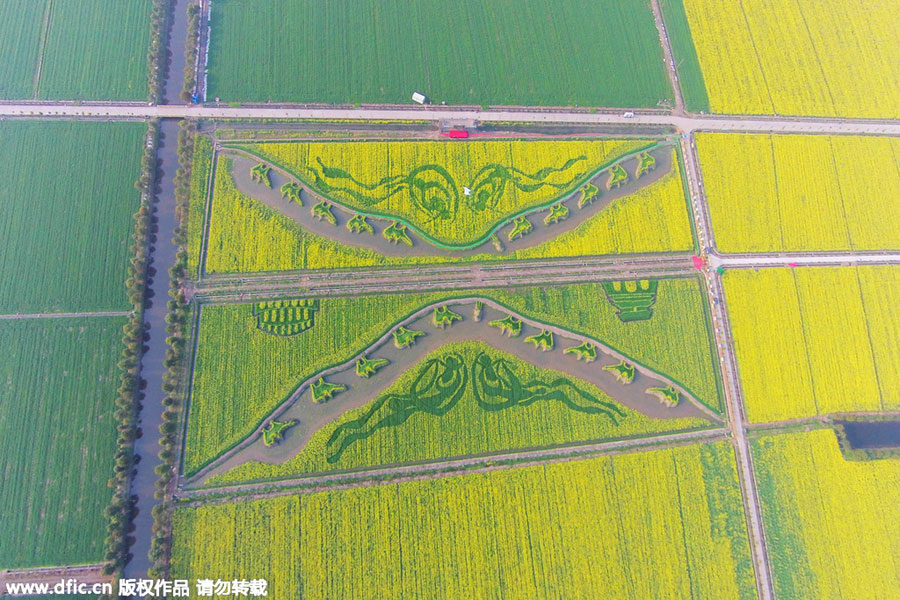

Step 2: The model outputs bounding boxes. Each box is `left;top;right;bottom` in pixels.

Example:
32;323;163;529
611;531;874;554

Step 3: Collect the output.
187;134;213;279
197;139;695;274
723;266;900;423
238;138;648;246
184;278;721;476
0;317;124;568
752;429;900;599
173;442;756;599
209;340;710;485
678;0;900;118
0;0;44;99
697;133;900;253
0;121;144;313
205;0;671;107
0;0;151;101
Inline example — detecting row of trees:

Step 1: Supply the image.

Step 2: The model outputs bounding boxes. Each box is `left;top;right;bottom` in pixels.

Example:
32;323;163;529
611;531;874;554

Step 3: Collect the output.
148;120;197;577
101;4;173;586
147;1;173;104
101;121;161;585
181;1;202;103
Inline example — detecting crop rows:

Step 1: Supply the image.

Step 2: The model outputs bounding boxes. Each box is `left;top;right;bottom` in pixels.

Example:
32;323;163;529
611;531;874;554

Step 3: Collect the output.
680;0;900;118
724;266;900;423
0;0;151;101
0;0;44;99
516;149;693;259
171;496;301;599
186;279;720;475
752;430;900;598
698;133;900;253
0;121;145;313
206;0;671;107
173;442;755;599
0;317;124;568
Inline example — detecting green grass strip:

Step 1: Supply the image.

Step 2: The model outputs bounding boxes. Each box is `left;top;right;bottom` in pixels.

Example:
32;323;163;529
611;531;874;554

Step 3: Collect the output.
658;0;710;113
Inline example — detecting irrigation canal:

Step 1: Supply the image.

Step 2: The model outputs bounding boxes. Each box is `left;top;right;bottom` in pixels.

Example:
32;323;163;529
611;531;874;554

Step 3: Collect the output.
125;0;189;581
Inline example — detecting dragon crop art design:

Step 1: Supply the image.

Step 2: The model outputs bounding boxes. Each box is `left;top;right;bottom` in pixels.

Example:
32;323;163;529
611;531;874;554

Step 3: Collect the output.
465;156;587;212
303;158;460;223
325;353;469;463
471;352;625;419
302;155;588;224
324;350;624;463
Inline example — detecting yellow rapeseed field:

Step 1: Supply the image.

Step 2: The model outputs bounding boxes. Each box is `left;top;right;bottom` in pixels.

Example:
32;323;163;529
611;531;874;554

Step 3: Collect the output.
242;139;646;245
515;148;694;259
724;266;900;423
753;430;900;599
697;133;900;253
682;0;900;118
172;442;756;599
170;496;301;599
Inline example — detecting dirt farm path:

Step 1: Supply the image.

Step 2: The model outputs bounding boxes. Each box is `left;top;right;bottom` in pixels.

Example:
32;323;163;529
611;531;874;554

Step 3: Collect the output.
0;564;110;596
0;311;131;320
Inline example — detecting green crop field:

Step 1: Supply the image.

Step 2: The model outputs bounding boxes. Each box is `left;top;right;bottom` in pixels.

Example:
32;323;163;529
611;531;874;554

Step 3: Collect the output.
211;341;709;484
187;134;213;279
206;0;672;107
0;121;144;313
0;0;44;99
0;317;124;568
0;0;151;100
185;278;721;476
173;442;756;599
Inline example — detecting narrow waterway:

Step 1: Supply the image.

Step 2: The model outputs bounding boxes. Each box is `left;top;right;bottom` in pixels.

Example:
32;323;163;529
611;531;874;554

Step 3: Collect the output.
163;0;190;106
125;0;189;581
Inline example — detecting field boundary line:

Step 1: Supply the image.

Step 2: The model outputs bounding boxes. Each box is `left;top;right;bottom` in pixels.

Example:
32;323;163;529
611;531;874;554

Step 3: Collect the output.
649;0;684;114
31;0;53;100
194;139;219;280
0;311;131;320
2;105;900;137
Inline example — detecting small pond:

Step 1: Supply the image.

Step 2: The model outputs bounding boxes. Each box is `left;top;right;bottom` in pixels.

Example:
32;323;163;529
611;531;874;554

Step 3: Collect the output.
836;421;900;449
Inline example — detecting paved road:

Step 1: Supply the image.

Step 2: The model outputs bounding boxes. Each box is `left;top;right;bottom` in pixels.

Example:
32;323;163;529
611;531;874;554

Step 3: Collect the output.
0;311;130;320
680;135;775;600
3;103;900;136
712;252;900;268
